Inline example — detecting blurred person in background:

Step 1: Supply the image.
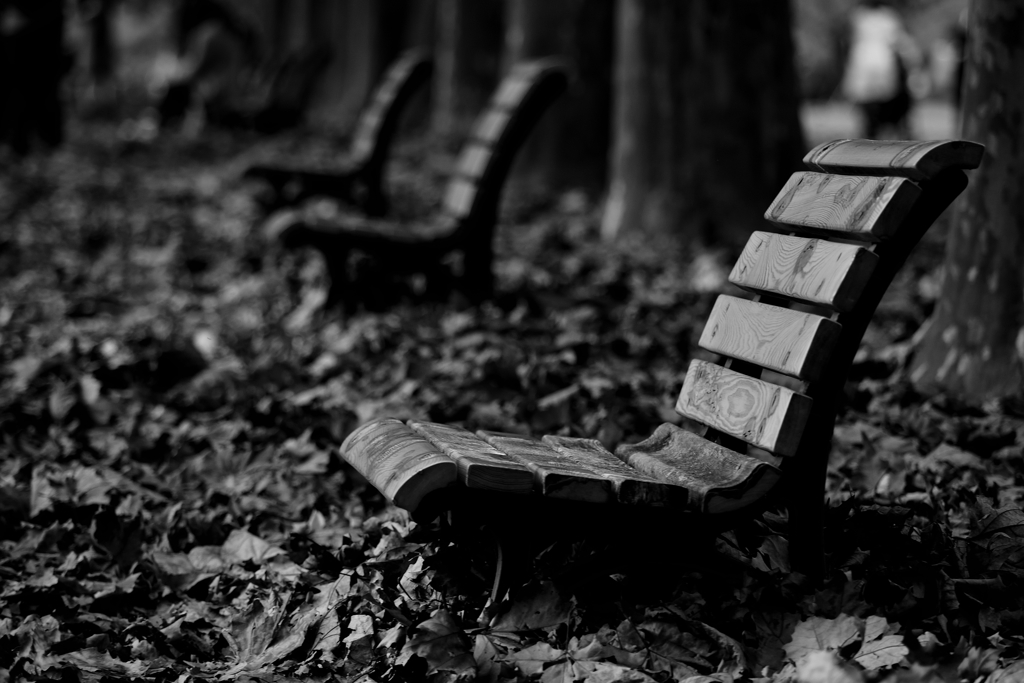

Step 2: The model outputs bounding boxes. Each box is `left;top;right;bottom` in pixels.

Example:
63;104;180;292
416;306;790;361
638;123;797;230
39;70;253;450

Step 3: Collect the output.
0;0;68;155
841;0;921;139
78;0;119;114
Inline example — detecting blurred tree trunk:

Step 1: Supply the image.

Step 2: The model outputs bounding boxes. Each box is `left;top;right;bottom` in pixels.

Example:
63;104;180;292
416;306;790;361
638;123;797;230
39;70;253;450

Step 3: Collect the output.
305;0;413;130
87;0;116;89
432;0;503;140
601;0;804;248
503;0;613;190
910;0;1024;401
254;0;415;131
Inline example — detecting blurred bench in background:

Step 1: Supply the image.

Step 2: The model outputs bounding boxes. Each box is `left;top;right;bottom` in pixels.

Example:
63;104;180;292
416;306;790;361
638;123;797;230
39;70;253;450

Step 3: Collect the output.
245;50;433;216
274;58;568;311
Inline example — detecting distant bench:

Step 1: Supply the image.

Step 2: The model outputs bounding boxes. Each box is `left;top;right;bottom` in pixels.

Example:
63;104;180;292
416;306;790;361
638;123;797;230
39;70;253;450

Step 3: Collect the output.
270;58;568;310
244;50;433;216
340;138;984;580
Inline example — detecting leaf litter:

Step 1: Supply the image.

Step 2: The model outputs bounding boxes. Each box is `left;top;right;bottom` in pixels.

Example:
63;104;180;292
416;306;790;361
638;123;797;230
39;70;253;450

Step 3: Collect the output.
0;124;1023;682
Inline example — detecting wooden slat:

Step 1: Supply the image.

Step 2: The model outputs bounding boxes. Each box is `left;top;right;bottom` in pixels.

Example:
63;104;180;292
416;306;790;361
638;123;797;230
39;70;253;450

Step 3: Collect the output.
379;63;412;91
803;139;985;181
408;421;534;495
765;172;921;240
616;423;781;514
348;51;430;163
442;178;477;217
675;360;812;457
494;76;532;107
541;435;689;507
350;110;384;159
454;144;493;181
474;109;512;143
730;231;879;312
340;419;457;513
699;295;840;381
478;431;612;503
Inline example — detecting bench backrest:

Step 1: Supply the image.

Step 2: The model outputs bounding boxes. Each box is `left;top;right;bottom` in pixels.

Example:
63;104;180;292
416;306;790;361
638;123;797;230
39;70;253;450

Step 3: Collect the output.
440;59;568;228
348;50;433;179
675;140;984;513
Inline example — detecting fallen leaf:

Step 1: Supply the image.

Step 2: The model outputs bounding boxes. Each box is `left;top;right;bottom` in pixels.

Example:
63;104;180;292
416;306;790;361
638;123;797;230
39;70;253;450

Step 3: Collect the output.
343;614;374;667
796;650;865;683
784;614;862;665
400;609;476;679
853;616;907;670
503;642;565;676
987;660;1024;683
489;581;573;631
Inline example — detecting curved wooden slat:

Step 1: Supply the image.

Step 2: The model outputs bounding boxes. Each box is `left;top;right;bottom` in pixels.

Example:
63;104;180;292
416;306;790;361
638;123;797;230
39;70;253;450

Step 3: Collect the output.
349;111;386;160
474;110;513;143
699;295;841;381
454;144;493;181
340;419;457;513
439;59;567;222
616;423;781;514
409;421;534;494
541;435;689;507
730;231;879;312
675;360;811;456
765;172;921;240
348;50;432;163
443;178;478;217
803;139;984;180
478;431;612;503
495;75;533;107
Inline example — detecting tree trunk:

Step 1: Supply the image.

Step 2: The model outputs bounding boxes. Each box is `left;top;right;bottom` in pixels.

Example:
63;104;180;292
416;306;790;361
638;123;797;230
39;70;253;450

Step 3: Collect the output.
306;0;413;131
432;0;504;141
601;0;804;248
503;0;613;190
910;0;1024;401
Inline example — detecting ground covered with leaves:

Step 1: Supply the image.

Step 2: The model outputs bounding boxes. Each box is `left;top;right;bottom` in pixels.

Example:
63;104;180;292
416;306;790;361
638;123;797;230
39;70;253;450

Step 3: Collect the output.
1;123;1024;683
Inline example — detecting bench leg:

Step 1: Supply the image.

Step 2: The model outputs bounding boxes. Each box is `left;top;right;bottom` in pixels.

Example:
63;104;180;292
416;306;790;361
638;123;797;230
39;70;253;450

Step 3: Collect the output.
447;503;532;606
461;235;494;302
360;186;388;218
784;424;832;581
325;250;355;313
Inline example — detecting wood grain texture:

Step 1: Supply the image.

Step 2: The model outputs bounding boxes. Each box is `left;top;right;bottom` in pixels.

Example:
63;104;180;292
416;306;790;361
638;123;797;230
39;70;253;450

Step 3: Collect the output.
699;295;841;381
765;172;921;240
730;231;879;311
454;143;493;181
803;139;985;180
478;431;612;503
541;435;689;507
616;423;781;514
340;419;457;513
442;178;477;217
408;421;534;494
675;360;812;457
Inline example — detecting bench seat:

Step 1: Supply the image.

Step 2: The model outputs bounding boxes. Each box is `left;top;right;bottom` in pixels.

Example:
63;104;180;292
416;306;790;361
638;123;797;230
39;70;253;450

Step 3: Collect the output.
339;137;985;579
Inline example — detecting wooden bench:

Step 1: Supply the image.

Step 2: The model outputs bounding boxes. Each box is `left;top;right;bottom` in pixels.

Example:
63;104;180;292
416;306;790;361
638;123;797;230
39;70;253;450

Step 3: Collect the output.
271;58;568;310
244;50;432;216
339;138;985;583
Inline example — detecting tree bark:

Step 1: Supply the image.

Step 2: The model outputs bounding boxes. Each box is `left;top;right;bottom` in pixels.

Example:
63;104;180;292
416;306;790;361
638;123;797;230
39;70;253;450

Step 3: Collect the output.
432;0;504;141
503;0;613;190
601;0;804;248
910;0;1024;401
